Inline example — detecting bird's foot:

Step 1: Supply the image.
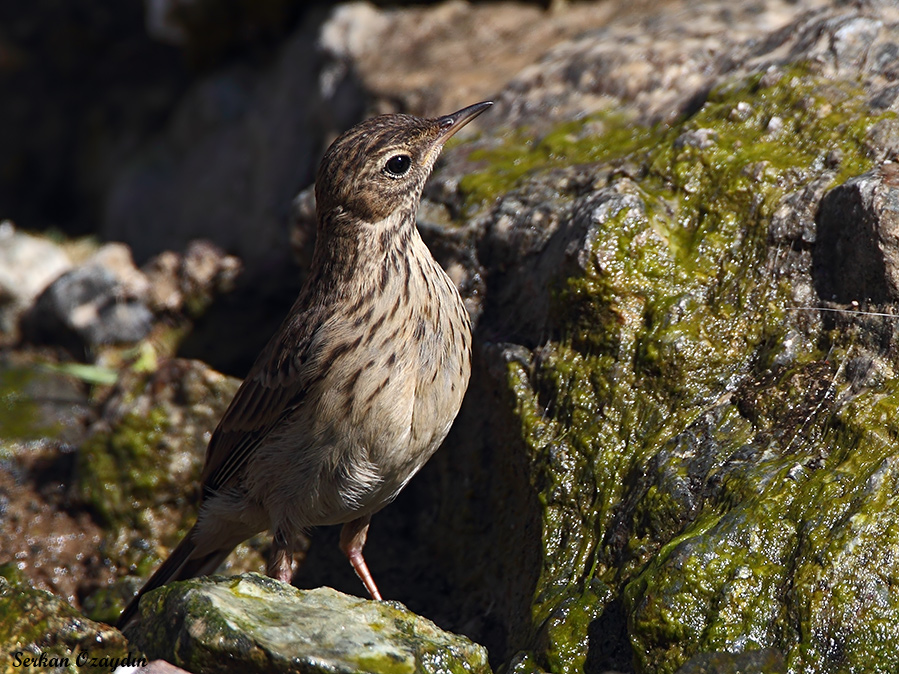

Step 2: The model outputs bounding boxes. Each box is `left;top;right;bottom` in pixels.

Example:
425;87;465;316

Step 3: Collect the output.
267;530;296;583
340;516;383;600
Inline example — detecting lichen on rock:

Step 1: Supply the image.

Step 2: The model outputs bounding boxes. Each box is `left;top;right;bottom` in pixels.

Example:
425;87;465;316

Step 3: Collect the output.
130;574;491;674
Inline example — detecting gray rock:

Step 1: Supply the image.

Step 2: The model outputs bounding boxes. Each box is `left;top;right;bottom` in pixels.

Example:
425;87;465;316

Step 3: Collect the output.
21;241;155;347
0;222;71;340
130;573;491;674
24;263;153;347
814;162;899;303
102;15;328;270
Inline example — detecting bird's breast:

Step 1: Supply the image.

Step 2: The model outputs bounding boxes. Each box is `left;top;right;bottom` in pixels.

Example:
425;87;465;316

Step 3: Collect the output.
253;232;472;528
316;239;471;497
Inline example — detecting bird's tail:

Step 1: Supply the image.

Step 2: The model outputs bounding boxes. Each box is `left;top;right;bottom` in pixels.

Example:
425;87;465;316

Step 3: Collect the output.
116;526;232;630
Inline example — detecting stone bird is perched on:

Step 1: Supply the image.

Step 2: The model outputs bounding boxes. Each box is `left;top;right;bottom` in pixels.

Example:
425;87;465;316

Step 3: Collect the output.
117;101;492;628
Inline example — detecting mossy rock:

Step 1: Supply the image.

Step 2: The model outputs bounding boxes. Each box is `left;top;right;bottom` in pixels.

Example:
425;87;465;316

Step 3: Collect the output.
487;64;899;672
130;573;491;674
0;563;135;673
73;360;250;620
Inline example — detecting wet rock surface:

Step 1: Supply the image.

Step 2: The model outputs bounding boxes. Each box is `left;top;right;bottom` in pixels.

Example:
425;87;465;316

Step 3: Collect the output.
130;574;491;674
4;0;899;673
814;163;899;303
0;564;134;671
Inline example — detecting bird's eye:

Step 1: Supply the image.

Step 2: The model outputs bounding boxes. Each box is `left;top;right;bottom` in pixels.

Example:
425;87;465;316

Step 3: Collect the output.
383;154;412;177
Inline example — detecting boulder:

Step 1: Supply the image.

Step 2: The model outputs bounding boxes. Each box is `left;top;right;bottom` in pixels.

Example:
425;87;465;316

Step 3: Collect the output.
129;574;491;674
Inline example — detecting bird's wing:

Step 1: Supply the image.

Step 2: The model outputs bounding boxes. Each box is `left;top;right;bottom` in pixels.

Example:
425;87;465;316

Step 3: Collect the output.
200;310;320;496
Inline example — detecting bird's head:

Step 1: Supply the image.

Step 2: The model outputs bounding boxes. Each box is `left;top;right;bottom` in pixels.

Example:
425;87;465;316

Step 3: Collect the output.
315;101;492;227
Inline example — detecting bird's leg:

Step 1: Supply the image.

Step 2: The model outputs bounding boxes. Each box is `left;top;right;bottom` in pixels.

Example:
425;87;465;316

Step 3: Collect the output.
339;515;382;600
267;528;295;583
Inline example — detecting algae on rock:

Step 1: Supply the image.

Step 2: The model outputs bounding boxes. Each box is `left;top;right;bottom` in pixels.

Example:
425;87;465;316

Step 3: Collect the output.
130;573;492;674
73;360;251;623
488;64;899;672
0;564;136;674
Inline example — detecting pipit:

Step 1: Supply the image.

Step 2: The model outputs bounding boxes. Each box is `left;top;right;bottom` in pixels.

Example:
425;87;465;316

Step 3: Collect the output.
117;101;492;628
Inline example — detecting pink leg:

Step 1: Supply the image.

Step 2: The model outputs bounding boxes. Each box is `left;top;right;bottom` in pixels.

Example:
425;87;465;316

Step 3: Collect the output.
339;515;382;600
267;529;295;583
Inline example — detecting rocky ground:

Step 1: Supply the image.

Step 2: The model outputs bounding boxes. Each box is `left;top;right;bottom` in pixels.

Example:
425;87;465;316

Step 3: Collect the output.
4;0;899;673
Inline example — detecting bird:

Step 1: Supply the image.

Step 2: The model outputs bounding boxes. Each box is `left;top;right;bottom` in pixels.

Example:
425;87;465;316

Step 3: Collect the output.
117;100;492;629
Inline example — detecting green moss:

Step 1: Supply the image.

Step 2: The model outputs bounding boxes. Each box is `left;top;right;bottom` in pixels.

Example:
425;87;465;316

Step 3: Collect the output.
500;65;895;672
785;382;899;672
622;380;899;673
510;342;685;629
0;574;131;673
540;580;611;674
673;65;882;185
460;65;891;215
0;367;60;443
625;495;800;671
459;111;664;210
76;407;169;529
352;653;413;674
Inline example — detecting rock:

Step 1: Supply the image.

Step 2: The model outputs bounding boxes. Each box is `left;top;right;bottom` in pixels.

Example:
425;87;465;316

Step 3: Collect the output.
129;574;491;674
26;266;153;346
0;564;136;672
409;4;899;672
15;237;243;358
101;0;626;272
142;239;241;315
22;243;154;348
126;661;192;674
0;221;71;341
813;162;899;303
673;649;787;674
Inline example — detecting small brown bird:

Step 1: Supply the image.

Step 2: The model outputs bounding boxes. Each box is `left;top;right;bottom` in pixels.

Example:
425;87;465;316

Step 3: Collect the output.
117;101;491;628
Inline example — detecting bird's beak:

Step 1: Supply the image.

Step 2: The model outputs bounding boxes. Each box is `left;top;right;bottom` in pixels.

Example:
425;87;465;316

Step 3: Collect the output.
435;101;493;145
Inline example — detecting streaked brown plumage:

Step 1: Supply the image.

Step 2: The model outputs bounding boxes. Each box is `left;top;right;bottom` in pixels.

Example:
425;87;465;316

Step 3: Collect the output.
117;101;491;628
